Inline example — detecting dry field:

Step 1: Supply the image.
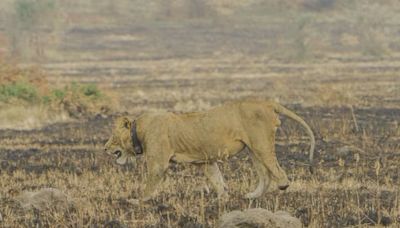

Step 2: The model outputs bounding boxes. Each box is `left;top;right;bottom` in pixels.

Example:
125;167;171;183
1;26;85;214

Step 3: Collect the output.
1;1;400;227
0;64;399;227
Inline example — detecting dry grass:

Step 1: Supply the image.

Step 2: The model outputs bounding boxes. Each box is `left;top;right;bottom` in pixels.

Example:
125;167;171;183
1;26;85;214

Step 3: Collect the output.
1;1;400;227
0;94;399;227
0;105;70;130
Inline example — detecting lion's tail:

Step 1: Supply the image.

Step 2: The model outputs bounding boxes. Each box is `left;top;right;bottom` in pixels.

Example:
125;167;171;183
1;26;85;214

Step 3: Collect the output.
272;102;316;173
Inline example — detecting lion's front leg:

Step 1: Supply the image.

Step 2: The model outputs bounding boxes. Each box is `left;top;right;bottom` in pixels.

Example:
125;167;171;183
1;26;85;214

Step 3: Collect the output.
141;129;173;202
203;162;228;199
142;164;167;201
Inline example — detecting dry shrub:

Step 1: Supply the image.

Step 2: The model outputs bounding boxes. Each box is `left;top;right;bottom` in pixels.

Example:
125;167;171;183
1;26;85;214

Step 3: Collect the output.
0;59;48;92
49;83;119;118
0;59;49;104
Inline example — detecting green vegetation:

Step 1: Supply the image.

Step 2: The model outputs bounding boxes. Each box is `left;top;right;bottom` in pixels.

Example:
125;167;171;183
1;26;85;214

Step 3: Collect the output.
82;83;102;98
0;80;104;105
14;0;56;30
0;60;115;118
0;81;39;103
43;83;104;103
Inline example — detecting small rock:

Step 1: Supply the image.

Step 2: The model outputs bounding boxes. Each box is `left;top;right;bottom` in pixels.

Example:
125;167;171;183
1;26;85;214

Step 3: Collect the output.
104;220;127;228
15;188;74;211
362;209;392;226
218;208;302;228
75;167;83;176
380;215;392;226
156;203;173;213
337;145;365;157
126;198;140;205
178;215;203;228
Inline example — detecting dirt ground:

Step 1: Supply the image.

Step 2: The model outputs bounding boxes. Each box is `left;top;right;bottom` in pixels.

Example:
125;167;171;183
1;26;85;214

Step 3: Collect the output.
1;102;399;227
1;2;400;227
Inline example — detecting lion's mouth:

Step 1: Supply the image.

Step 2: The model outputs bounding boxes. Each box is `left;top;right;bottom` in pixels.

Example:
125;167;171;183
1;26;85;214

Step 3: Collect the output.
113;150;122;159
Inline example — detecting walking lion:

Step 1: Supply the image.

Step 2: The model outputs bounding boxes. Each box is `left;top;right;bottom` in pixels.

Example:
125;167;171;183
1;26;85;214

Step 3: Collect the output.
104;100;315;201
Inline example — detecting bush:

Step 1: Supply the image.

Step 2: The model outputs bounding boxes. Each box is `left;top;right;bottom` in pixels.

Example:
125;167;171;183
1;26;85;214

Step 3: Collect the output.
0;82;39;103
44;83;114;118
51;88;66;100
82;83;102;98
0;59;116;118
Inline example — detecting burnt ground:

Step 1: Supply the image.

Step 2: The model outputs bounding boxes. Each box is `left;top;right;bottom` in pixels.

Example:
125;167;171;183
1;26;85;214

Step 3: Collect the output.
2;3;400;227
0;106;399;227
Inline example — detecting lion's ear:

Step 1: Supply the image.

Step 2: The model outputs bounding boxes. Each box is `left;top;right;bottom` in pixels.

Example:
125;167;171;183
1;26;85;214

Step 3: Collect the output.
118;117;131;129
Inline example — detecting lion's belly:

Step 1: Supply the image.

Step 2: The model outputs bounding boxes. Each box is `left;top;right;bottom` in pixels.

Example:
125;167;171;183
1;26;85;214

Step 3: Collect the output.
168;111;246;163
172;139;245;163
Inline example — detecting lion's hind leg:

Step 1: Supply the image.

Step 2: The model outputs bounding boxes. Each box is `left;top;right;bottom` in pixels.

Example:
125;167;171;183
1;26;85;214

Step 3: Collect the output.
245;153;271;199
247;141;289;192
203;162;228;199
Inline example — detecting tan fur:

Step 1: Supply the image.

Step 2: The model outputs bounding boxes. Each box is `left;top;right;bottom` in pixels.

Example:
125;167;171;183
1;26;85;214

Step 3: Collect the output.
104;100;315;201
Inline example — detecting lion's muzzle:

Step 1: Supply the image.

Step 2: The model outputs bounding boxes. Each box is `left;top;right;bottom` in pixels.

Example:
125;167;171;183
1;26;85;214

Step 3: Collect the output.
113;150;122;159
104;147;122;159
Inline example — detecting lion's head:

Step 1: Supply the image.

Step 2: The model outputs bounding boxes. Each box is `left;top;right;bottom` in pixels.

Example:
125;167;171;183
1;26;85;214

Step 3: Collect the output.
104;117;135;165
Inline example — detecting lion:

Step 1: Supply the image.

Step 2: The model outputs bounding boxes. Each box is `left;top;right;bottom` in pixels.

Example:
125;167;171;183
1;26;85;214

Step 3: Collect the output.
104;100;315;201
